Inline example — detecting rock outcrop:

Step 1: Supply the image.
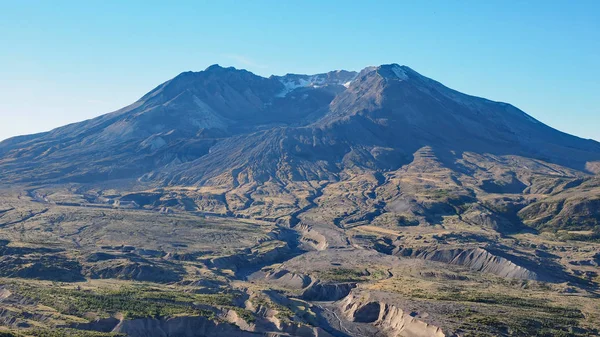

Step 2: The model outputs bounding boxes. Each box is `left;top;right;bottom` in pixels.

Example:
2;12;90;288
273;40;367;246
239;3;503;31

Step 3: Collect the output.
264;269;312;289
339;293;447;337
296;224;329;251
302;282;355;301
208;241;294;274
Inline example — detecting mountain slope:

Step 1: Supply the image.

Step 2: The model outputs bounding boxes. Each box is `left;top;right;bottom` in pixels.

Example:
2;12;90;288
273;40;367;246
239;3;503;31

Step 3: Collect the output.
0;66;356;184
146;65;600;220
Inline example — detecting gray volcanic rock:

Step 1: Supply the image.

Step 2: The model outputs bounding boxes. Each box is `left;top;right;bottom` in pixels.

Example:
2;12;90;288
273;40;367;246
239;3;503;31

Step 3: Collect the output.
264;269;312;289
302;281;356;301
339;291;447;337
405;247;543;281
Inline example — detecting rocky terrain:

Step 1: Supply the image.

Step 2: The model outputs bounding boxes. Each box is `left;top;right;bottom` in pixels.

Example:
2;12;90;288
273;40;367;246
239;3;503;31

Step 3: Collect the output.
0;63;599;336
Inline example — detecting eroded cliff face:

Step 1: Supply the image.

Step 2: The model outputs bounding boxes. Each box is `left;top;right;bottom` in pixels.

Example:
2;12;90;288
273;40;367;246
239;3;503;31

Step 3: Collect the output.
390;246;546;281
207;238;298;277
302;281;356;301
296;224;329;251
264;269;312;289
339;292;447;337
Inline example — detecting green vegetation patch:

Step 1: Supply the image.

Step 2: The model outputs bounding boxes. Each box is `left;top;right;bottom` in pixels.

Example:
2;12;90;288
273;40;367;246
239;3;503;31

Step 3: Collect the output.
26;329;125;337
460;312;591;337
556;229;600;243
1;329;123;337
409;288;589;336
9;283;242;320
433;290;582;318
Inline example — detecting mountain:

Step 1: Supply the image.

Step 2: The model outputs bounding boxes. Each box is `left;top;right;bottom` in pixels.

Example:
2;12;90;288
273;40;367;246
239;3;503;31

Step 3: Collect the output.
2;63;599;229
0;64;599;337
2;64;599;185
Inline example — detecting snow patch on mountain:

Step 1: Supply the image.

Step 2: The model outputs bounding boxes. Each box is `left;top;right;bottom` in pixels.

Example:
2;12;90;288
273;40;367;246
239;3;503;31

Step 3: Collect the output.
276;77;314;97
391;65;409;80
275;71;357;97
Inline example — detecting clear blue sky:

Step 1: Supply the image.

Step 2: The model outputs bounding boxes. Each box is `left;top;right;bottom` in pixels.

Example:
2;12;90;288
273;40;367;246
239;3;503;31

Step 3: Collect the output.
1;0;598;141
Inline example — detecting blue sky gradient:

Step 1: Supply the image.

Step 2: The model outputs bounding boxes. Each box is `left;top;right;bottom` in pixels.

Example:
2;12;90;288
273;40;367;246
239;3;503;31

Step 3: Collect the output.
1;0;598;141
